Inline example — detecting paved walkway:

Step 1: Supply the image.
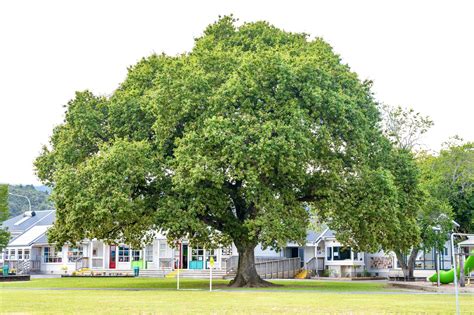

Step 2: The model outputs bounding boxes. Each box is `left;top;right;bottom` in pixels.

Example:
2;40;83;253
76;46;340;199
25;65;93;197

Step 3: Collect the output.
389;281;474;293
30;274;62;279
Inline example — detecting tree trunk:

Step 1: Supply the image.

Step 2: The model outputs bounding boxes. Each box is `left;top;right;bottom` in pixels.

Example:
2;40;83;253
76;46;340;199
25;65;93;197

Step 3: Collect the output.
407;249;418;279
395;248;418;280
228;243;276;287
395;251;409;279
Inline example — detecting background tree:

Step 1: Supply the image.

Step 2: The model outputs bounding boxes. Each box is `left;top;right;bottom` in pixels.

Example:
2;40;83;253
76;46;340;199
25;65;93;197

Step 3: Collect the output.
423;140;473;233
381;104;433;151
381;104;456;278
7;185;54;217
0;184;11;250
36;16;420;287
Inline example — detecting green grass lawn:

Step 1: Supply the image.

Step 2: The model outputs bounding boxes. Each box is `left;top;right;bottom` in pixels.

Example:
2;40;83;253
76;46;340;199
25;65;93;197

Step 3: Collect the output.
0;277;388;291
1;278;473;314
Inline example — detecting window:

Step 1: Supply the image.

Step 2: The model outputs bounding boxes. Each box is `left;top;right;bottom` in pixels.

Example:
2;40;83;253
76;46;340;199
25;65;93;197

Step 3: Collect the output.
68;246;84;262
9;249;16;260
159;243;166;257
145;245;153;262
192;247;204;261
326;247;332;261
118;245;130;262
443;247;448;256
221;246;232;256
24;249;30;260
132;249;141;261
18;249;23;260
333;247;351;261
44;247;62;263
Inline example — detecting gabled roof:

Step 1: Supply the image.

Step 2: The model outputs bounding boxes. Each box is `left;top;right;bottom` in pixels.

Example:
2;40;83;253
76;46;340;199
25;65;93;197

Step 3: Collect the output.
287;228;335;246
3;210;55;247
8;225;51;247
2;210;55;234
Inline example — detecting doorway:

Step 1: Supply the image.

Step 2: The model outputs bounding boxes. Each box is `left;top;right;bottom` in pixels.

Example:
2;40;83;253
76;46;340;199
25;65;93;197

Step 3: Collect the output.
109;245;116;269
181;244;188;269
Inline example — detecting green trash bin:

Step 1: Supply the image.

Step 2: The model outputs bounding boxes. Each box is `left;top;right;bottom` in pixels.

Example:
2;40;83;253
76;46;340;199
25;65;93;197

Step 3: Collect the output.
133;266;140;277
132;260;143;277
2;264;9;276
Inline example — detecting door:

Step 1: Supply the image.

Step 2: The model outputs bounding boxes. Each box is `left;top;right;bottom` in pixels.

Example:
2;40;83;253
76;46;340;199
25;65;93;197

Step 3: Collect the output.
298;247;305;268
190;247;204;269
109;245;116;269
182;244;188;269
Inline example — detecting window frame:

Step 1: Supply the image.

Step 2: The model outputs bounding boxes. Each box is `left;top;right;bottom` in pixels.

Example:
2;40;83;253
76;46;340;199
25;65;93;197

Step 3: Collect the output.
159;243;167;257
43;247;62;263
131;249;141;262
326;247;332;261
145;245;153;262
118;245;130;262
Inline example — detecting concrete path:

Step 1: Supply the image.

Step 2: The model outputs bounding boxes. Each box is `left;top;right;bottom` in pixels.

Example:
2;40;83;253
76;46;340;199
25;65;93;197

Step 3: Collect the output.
389;281;474;294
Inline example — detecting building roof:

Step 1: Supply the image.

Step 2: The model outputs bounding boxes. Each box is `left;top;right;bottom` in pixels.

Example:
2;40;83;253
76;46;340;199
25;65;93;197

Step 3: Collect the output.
458;236;474;247
8;225;51;247
3;210;55;247
2;210;55;234
286;228;335;246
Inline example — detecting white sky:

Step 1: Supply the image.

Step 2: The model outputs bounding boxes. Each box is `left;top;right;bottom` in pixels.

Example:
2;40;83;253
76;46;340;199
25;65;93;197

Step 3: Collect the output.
0;0;473;185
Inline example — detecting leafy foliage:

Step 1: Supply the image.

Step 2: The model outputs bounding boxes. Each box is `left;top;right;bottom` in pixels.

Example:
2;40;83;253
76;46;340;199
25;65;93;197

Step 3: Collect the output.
7;185;54;217
420;141;473;233
0;184;10;250
35;16;421;285
381;104;433;151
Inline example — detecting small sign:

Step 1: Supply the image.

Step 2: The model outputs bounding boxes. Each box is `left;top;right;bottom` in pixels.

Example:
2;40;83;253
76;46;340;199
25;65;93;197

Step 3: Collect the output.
210;256;215;268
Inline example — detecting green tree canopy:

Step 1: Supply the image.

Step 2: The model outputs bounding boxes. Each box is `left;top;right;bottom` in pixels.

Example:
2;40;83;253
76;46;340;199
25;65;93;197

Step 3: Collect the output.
380;104;448;278
35;16;420;286
0;184;10;250
421;141;474;233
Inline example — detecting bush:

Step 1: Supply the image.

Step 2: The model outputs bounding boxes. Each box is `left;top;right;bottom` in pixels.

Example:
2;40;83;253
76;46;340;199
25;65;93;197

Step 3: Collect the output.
322;269;331;277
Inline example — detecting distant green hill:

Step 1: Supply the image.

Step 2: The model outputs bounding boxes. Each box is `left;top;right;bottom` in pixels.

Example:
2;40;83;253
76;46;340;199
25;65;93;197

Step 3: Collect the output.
8;184;54;217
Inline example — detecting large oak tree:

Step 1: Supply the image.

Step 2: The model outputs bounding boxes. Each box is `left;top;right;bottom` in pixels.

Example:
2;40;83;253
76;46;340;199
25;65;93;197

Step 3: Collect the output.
35;17;420;287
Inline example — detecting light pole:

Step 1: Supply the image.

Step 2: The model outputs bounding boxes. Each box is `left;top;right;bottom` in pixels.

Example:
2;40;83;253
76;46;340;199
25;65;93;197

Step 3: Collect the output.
450;232;470;315
8;193;32;212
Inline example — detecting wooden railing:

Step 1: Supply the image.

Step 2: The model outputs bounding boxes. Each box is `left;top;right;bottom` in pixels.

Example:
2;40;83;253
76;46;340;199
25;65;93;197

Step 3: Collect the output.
255;257;300;279
305;257;318;272
224;256;300;279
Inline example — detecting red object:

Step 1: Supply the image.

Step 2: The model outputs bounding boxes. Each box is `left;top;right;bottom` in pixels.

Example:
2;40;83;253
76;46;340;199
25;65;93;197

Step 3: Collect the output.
109;245;116;269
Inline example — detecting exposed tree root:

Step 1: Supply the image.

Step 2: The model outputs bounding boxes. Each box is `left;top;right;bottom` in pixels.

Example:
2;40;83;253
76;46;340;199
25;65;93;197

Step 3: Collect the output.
228;274;281;288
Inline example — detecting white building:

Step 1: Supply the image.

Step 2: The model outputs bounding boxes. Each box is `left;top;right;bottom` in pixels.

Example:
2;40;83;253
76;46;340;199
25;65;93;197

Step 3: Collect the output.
1;210;453;278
